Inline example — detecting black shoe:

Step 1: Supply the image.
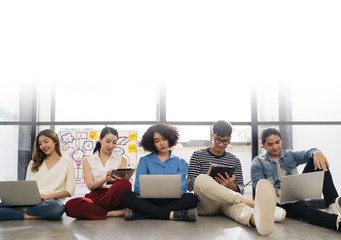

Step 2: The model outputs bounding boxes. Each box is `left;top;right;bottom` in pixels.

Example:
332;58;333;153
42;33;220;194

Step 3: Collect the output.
124;208;145;221
173;209;197;222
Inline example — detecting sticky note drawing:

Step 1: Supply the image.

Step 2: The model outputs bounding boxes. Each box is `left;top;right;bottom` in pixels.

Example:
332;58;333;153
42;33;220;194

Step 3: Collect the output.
59;129;138;186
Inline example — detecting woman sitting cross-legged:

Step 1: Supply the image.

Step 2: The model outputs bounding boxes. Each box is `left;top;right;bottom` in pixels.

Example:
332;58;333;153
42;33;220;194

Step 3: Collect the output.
0;129;76;221
122;123;199;222
65;127;131;220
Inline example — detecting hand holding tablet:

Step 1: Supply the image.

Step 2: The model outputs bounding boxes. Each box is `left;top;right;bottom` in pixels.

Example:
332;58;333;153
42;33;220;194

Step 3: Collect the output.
110;168;135;180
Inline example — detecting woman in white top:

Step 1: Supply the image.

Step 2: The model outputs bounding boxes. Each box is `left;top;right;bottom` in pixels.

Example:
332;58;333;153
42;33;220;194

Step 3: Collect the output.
65;127;132;220
0;129;76;221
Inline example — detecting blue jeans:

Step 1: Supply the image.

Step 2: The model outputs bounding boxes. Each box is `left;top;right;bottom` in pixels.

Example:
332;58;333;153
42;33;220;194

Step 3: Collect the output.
0;199;65;220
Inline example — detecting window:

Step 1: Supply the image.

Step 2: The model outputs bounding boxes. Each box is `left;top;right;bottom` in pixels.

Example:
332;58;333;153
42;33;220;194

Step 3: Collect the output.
55;79;157;121
166;80;251;122
291;81;341;121
0;126;19;180
0;80;20;121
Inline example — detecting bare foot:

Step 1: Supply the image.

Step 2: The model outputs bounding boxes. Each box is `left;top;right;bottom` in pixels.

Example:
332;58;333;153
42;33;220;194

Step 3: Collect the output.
107;208;127;217
17;207;27;212
24;213;43;219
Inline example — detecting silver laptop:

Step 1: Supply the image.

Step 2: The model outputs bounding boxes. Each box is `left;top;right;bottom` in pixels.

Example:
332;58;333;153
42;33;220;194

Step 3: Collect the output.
0;181;42;206
139;175;182;198
279;171;324;204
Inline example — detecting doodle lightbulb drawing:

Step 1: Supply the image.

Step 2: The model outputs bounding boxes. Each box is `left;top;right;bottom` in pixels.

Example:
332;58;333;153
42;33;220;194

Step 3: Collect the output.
72;150;85;167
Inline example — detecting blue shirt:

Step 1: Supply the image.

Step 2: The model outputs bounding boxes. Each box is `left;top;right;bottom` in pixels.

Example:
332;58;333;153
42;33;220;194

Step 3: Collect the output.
251;148;317;192
134;151;189;194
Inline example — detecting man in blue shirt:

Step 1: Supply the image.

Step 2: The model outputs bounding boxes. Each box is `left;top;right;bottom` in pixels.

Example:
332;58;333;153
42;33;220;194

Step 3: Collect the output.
251;128;341;231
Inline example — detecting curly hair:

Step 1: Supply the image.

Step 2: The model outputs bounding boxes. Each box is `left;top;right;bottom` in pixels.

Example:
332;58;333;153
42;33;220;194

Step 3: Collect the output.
32;129;61;172
140;123;179;153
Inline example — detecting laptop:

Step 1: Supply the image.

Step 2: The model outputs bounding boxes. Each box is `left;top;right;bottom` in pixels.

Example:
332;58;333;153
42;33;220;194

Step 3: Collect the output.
279;171;324;204
0;181;42;206
139;175;182;198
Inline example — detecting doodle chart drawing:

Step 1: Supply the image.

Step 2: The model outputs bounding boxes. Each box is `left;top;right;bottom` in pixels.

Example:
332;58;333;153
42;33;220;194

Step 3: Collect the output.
59;129;138;186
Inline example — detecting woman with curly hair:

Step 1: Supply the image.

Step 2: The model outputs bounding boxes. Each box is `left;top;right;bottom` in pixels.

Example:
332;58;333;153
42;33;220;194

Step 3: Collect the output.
122;123;198;222
0;129;76;220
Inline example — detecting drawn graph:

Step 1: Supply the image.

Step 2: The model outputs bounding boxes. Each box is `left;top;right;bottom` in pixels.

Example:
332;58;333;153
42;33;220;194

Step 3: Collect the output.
59;129;138;185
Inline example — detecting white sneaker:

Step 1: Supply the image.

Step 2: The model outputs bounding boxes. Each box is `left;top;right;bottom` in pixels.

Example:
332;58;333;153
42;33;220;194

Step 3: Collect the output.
326;203;339;215
253;179;276;236
336;197;341;214
335;197;341;231
274;206;286;223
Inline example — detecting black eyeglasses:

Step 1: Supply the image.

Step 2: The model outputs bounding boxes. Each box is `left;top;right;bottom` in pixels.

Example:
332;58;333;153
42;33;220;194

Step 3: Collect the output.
214;138;230;145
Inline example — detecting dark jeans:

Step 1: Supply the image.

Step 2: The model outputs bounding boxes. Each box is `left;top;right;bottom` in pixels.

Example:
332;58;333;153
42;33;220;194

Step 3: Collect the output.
279;158;339;230
279;200;338;230
122;191;199;220
302;158;339;207
0;199;65;221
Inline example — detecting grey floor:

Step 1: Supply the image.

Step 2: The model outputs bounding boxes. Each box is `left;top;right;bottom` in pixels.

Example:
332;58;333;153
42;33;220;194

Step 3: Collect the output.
1;214;340;240
1;185;340;240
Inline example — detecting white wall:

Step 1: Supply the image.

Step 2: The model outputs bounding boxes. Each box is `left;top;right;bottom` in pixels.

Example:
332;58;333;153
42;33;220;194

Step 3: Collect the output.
293;125;341;195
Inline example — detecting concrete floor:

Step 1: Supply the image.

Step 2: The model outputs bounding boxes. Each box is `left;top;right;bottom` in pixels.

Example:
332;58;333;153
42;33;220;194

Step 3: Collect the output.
1;186;340;240
1;214;340;240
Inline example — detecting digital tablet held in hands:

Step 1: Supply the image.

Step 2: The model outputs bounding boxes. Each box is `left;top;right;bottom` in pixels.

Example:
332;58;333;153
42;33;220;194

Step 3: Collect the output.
209;165;234;179
110;168;135;179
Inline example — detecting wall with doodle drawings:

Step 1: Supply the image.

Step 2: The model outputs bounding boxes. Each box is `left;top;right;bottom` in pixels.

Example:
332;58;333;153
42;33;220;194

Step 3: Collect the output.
58;129;138;186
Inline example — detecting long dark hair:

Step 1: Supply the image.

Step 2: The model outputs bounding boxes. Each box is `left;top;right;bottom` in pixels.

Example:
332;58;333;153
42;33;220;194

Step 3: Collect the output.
32;129;61;172
93;127;119;154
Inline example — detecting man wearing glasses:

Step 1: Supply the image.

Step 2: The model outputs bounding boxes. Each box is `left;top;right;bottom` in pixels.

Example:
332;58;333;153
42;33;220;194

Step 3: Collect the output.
187;120;282;236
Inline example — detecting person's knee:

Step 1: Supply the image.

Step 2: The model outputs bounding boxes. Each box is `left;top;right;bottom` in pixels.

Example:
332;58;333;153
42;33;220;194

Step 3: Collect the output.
113;179;132;192
182;193;199;208
121;191;135;203
48;201;65;219
65;198;79;215
194;174;211;192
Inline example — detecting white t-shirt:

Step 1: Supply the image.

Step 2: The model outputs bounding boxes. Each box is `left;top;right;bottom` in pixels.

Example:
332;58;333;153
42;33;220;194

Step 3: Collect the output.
26;157;76;200
272;158;298;181
87;151;122;188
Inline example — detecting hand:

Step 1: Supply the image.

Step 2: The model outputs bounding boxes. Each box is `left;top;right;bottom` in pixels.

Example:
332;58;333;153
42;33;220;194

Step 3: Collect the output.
276;189;281;197
215;172;236;189
40;194;52;201
313;151;329;171
106;173;126;184
206;165;213;175
206;164;218;175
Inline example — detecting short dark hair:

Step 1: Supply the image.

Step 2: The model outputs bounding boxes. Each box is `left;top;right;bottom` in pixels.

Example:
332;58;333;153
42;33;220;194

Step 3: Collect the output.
213;120;233;137
261;128;282;145
140;123;179;153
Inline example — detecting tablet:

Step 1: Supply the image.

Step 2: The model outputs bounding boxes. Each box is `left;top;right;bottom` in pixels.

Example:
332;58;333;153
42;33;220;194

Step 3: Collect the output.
209;165;234;179
110;168;135;179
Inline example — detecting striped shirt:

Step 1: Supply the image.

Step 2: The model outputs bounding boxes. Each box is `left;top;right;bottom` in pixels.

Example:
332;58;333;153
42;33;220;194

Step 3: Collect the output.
187;148;245;195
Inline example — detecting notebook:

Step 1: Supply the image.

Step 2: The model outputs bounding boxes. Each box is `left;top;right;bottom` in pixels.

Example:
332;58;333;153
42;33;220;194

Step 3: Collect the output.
139;175;182;198
0;181;42;206
279;171;324;204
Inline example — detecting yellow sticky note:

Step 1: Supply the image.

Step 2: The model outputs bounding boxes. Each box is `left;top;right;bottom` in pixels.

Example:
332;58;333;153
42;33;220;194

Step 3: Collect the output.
128;144;137;153
129;132;137;141
89;131;97;140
